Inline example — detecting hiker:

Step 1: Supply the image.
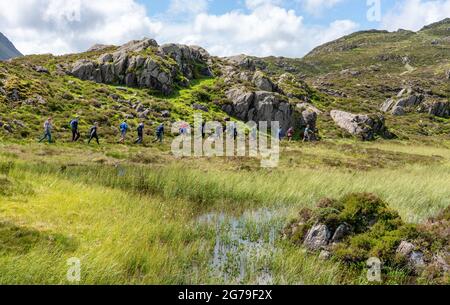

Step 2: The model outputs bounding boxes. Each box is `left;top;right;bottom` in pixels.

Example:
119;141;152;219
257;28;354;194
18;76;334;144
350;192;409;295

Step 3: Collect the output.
39;117;53;143
135;122;145;144
287;127;294;142
303;125;312;142
278;128;283;141
88;122;100;145
119;121;129;143
155;123;164;143
70;117;80;142
201;122;206;138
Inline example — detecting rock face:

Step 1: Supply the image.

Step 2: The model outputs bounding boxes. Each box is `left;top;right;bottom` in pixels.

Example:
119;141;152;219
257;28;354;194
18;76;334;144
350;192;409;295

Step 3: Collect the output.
330;110;394;141
224;87;297;131
419;101;450;118
224;54;256;70
70;39;212;95
380;88;424;115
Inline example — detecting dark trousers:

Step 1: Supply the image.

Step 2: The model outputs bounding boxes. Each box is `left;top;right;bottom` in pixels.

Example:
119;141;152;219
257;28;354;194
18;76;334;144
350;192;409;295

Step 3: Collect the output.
88;133;99;145
135;133;143;144
72;129;80;142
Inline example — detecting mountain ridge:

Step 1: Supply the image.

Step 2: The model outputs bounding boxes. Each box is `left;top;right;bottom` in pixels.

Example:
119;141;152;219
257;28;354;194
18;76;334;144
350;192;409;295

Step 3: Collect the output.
0;32;23;61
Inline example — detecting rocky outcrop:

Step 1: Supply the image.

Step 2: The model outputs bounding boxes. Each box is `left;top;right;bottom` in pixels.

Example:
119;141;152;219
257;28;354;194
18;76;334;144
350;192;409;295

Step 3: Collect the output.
380;88;425;115
330;110;394;141
223;87;298;131
70;39;212;95
224;54;256;70
283;194;450;284
252;71;276;92
419;101;450;118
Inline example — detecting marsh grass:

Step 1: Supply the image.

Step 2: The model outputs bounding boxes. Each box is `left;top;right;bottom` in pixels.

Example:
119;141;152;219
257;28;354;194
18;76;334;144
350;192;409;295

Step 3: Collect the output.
0;140;449;284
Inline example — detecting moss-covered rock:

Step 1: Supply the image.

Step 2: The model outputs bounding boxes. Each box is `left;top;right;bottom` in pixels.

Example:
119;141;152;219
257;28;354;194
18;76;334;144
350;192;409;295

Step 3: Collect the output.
284;193;449;284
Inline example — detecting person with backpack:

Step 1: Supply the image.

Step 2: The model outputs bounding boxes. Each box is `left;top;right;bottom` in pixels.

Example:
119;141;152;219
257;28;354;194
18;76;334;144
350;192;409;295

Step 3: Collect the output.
287;127;294;142
119;121;129;143
88;122;100;145
135;122;145;144
303;125;312;142
39;117;53;143
154;123;164;143
70;117;80;142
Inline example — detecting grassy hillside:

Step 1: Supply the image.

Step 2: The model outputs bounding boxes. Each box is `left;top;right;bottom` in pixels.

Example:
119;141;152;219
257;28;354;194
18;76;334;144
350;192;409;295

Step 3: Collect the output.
0;20;449;285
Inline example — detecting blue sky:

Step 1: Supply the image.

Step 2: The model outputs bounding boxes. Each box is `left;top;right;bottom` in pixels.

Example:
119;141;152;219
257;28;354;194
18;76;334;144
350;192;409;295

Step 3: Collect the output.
0;0;449;57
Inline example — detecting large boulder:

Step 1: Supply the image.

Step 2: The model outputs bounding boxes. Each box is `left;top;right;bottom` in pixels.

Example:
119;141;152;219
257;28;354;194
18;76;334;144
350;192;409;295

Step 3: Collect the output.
224;88;297;131
330;110;394;141
300;110;317;130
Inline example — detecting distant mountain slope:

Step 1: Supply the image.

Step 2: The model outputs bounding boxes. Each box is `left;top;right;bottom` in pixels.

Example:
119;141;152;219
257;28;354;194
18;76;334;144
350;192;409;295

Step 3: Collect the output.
0;33;23;60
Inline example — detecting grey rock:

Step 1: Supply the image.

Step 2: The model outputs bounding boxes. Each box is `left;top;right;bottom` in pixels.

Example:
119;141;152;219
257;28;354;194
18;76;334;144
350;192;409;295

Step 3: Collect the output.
391;106;406;116
331;223;352;243
87;44;113;52
71;59;95;80
446;69;450;80
116;38;158;53
98;53;113;63
419;101;450;118
71;39;212;95
225;54;256;70
380;98;395;112
224;87;297;131
8;88;20;101
252;71;275;92
330;110;394;141
300;110;317;130
34;65;49;74
396;241;426;272
161;110;170;118
303;224;332;251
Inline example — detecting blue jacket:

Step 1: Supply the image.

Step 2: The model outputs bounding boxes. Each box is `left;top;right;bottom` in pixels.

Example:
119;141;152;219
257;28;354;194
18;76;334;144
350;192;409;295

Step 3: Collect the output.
120;122;129;132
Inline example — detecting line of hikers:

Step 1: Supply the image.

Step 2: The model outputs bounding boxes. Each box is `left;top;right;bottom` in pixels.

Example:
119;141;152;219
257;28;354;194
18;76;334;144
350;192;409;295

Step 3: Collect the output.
38;117;165;145
38;116;316;145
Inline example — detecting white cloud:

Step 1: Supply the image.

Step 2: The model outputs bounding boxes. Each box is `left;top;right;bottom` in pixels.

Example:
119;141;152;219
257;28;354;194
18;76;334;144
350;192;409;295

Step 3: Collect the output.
0;0;162;55
0;0;358;58
168;0;209;15
381;0;450;31
159;3;358;57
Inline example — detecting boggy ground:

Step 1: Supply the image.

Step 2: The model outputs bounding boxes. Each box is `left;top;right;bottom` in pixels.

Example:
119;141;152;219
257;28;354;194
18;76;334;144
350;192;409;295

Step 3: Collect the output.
0;138;449;284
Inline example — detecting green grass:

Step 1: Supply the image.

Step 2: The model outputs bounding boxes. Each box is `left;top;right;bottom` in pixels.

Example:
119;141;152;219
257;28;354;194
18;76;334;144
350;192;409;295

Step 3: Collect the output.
0;139;449;284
